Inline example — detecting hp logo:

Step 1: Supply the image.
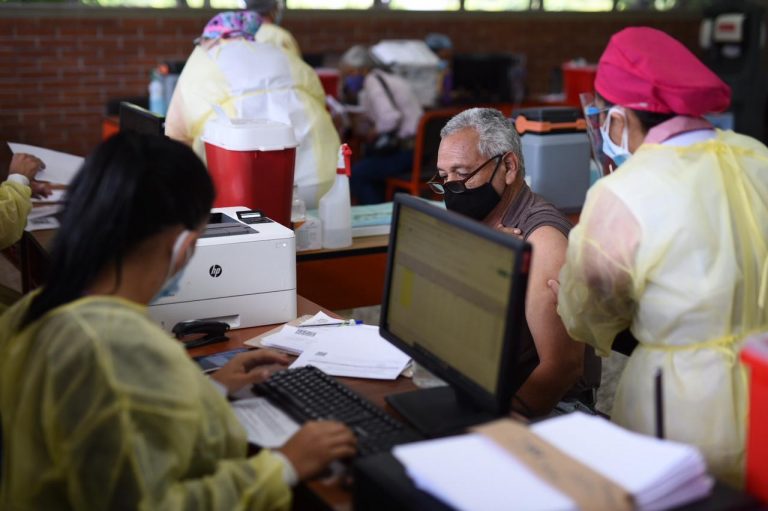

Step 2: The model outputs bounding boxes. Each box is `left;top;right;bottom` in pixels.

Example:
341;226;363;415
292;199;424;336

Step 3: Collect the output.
209;265;223;278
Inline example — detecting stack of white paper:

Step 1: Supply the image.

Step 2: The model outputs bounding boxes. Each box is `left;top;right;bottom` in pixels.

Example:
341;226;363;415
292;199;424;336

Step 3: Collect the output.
259;313;411;380
9;142;82;185
393;413;714;511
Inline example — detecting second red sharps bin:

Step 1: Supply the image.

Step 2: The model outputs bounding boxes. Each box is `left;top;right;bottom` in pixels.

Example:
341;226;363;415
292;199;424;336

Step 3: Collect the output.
741;334;768;503
202;117;299;227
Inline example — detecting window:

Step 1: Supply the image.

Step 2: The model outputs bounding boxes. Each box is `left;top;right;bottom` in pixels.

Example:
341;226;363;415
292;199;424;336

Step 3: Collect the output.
286;0;371;7
387;0;459;10
464;0;528;11
544;0;612;10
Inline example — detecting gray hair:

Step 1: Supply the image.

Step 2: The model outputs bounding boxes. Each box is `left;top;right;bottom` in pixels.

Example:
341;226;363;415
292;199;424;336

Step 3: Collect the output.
441;108;525;177
339;45;376;70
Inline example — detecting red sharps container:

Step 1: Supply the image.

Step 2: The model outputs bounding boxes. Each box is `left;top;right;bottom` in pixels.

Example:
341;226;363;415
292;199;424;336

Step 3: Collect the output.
203;117;299;227
741;333;768;502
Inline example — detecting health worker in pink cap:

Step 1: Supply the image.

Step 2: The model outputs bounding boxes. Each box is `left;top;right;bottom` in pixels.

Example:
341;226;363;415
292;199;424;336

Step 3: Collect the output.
555;27;768;488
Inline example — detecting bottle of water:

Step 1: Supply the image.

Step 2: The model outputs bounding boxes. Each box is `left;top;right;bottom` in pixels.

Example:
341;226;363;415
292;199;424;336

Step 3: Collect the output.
291;184;307;230
319;145;353;248
148;69;165;116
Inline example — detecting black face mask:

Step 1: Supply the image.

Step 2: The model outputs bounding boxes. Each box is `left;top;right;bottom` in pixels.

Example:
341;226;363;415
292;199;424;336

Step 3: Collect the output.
444;183;501;221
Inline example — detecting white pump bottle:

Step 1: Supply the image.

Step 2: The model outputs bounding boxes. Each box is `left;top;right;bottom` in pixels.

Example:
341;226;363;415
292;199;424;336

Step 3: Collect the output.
319;144;353;248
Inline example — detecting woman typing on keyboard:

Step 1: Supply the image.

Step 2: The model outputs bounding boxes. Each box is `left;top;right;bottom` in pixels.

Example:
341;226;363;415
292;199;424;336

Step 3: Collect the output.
0;132;357;510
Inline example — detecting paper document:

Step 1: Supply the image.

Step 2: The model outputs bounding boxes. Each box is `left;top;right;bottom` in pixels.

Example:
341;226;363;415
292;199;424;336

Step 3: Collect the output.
530;413;714;510
299;311;342;326
394;413;713;511
290;325;410;380
259;312;360;354
260;324;321;355
10;142;82;185
31;189;66;204
231;397;300;448
25;205;63;232
394;434;574;511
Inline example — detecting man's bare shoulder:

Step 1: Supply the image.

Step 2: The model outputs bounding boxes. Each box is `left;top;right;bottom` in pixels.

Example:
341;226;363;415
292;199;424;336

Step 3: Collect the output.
527;225;568;250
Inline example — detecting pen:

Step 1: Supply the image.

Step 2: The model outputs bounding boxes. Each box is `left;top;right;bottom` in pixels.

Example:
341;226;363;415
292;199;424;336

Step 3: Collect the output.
300;319;363;327
655;368;665;439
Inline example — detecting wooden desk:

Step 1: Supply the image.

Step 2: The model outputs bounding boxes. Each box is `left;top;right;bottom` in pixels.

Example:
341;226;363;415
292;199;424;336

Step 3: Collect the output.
20;229;390;310
188;295;416;511
296;234;389;310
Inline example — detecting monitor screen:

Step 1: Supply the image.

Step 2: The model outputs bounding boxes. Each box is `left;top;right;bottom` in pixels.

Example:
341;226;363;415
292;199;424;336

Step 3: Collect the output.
380;195;530;434
119;102;165;137
452;53;526;104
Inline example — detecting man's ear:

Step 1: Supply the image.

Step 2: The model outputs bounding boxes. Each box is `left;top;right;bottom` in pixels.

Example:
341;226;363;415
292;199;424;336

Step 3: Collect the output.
503;152;519;186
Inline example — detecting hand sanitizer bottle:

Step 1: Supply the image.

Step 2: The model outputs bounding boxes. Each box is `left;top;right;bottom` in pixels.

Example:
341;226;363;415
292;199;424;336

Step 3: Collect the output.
319;144;352;248
148;69;165;116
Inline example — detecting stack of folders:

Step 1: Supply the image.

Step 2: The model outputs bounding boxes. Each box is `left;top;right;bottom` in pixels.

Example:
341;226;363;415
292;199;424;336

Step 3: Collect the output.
393;413;713;511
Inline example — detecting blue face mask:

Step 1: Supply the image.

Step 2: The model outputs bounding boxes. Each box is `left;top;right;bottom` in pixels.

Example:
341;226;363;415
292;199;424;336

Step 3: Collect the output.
599;106;631;169
344;75;364;95
150;230;193;305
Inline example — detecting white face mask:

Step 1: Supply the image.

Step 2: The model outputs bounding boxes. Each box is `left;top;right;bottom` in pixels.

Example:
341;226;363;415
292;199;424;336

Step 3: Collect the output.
151;230;193;303
599;106;631;169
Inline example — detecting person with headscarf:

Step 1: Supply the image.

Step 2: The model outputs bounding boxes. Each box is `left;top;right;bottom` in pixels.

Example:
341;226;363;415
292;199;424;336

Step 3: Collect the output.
553;27;768;487
165;12;339;208
339;45;423;205
245;0;301;58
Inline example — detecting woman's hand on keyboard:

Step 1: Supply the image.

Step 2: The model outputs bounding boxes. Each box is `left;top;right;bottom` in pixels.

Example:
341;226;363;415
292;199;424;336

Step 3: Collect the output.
279;421;358;480
211;349;291;394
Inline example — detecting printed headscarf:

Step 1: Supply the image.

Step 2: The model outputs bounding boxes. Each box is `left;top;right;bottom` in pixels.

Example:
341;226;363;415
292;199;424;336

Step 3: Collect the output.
197;11;263;44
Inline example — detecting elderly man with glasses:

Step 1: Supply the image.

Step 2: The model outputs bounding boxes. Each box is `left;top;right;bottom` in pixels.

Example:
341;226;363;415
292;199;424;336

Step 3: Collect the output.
431;107;600;417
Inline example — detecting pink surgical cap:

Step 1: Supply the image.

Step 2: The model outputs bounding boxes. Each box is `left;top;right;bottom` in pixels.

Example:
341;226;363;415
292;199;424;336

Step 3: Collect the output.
595;27;731;116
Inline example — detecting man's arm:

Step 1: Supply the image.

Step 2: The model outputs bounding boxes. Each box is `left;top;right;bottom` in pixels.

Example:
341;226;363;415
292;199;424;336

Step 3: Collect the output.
514;225;584;416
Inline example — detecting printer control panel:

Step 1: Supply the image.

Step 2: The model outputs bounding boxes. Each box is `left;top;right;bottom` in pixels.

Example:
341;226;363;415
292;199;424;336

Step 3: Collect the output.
236;210;273;224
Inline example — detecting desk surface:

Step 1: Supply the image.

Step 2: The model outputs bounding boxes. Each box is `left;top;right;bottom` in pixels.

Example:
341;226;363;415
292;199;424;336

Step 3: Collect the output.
189;295;416;511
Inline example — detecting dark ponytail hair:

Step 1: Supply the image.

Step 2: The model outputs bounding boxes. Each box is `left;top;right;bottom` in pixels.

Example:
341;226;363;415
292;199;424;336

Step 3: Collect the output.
21;132;214;328
596;92;676;134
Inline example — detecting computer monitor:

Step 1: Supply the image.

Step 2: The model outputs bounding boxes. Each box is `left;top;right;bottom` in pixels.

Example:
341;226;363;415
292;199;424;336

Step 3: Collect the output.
119;102;165;137
380;195;531;437
452;53;527;104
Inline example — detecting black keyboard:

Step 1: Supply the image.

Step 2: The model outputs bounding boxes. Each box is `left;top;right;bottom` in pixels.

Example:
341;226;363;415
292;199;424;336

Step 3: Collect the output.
255;365;422;457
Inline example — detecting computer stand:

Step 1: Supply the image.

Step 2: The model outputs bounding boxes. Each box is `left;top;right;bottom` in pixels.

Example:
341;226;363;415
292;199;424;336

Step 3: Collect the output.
386;386;497;438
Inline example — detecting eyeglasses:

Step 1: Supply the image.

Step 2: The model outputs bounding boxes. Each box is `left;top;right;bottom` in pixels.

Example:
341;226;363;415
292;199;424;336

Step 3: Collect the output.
428;153;505;195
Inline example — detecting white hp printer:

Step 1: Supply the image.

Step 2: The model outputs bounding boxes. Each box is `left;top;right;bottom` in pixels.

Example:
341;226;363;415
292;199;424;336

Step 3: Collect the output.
148;206;296;332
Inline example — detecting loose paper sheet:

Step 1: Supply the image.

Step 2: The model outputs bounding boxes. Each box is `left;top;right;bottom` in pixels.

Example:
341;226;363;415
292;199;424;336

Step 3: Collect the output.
231;397;300;448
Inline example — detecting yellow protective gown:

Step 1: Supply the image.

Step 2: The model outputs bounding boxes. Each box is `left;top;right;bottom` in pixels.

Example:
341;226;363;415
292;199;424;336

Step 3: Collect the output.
0;180;31;313
0;180;31;250
165;38;339;209
558;130;768;488
255;24;301;58
0;294;291;510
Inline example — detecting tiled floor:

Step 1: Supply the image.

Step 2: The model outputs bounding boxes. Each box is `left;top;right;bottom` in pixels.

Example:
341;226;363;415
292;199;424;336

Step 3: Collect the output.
337;305;628;416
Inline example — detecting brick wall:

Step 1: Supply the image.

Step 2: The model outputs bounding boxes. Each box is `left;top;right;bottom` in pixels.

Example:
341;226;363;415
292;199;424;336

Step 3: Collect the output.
0;7;700;156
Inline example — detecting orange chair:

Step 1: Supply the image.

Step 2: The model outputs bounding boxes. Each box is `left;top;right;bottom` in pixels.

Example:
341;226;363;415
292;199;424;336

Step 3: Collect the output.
384;107;464;201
